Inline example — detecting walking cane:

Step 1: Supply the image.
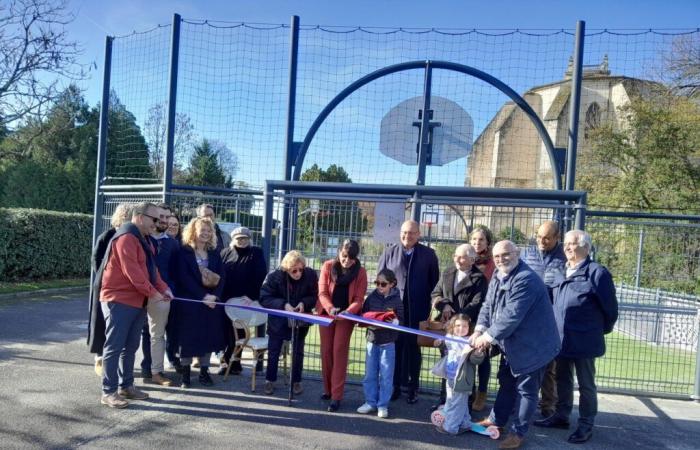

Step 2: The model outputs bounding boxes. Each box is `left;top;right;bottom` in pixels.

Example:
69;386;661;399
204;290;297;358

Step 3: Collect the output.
288;318;298;406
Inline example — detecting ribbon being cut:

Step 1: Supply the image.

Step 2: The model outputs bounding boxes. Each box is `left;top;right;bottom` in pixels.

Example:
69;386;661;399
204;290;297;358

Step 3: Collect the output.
171;298;469;344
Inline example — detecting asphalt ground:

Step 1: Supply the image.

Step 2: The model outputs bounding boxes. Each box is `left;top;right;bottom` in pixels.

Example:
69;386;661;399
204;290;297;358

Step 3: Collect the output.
1;291;699;449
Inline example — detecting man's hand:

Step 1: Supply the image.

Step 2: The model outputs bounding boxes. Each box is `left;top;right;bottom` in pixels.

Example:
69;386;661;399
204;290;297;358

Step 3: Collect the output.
441;304;454;321
294;303;304;313
471;330;482;341
472;334;492;353
203;294;217;309
149;291;165;303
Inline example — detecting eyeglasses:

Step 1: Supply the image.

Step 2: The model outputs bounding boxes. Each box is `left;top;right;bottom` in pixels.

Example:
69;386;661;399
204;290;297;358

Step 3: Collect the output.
289;268;304;275
143;214;160;224
374;281;390;287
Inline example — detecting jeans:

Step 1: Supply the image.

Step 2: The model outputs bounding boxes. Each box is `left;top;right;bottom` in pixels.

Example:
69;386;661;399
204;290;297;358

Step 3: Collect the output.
363;342;395;409
393;332;422;393
443;380;472;434
489;356;545;437
101;302;146;394
266;326;308;383
555;357;597;428
478;355;491;393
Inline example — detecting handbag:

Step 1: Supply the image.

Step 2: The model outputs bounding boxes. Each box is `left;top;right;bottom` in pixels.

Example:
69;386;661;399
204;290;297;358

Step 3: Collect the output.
199;266;221;289
417;309;446;347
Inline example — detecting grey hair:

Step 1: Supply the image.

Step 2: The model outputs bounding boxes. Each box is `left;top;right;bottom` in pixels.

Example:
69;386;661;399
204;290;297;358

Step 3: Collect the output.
565;230;592;250
454;243;476;259
131;202;158;219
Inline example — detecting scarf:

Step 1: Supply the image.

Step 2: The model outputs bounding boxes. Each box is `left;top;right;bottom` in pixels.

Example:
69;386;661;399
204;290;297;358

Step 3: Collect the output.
331;260;360;309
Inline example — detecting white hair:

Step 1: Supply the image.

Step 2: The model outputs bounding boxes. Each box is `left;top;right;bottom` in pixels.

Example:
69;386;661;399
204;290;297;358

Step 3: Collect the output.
565;230;592;251
454;243;476;258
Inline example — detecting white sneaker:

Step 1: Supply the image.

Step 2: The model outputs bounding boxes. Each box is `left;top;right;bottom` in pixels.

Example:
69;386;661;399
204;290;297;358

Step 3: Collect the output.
377;408;389;418
357;403;377;414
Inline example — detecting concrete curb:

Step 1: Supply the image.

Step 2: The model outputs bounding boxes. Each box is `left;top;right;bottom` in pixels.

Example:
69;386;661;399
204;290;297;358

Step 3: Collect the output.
0;285;89;301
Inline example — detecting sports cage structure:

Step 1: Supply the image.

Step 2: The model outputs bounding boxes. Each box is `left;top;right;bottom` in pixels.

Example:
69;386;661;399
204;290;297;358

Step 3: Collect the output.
92;15;700;400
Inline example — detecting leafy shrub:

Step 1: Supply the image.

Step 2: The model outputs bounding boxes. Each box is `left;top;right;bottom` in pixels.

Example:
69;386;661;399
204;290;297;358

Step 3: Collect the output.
0;208;92;281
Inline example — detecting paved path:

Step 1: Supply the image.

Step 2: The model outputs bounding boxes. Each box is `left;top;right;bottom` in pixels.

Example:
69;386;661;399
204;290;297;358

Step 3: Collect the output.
1;292;699;449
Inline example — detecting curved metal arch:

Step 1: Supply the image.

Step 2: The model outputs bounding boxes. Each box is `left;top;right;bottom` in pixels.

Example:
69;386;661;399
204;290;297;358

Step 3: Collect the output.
293;60;561;190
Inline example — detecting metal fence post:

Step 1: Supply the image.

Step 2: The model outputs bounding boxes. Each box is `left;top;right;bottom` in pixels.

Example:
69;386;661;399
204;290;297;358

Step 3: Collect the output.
693;309;700;402
163;14;181;204
651;288;662;344
281;15;300;254
262;182;274;269
412;61;433;222
635;228;645;288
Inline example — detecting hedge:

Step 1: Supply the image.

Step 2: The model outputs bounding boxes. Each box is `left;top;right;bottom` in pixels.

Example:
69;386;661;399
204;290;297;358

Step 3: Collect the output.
0;208;92;281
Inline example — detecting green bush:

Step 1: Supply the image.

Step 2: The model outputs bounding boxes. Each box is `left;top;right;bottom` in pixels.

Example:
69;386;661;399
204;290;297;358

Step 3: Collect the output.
0;208;92;281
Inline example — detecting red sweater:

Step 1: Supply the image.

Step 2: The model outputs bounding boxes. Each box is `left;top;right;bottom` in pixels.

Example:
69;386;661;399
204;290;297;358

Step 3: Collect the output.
100;233;168;308
316;259;368;317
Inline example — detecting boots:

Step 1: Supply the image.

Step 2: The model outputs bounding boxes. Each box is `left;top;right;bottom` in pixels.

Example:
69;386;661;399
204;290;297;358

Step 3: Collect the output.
181;365;191;389
199;367;214;386
472;391;488;412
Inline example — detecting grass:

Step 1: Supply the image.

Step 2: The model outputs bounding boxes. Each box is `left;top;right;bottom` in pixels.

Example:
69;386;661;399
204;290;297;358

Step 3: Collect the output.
299;327;696;396
0;278;89;295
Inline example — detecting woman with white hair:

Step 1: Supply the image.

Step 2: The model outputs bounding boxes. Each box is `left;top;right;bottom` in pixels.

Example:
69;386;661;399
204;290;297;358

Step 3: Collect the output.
259;250;318;396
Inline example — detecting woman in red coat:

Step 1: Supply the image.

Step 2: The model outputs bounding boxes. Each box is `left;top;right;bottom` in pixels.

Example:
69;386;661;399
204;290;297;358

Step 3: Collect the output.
316;239;368;412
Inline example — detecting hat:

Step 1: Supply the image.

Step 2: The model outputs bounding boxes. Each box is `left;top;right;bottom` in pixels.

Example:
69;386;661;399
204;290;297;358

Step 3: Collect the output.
231;226;251;239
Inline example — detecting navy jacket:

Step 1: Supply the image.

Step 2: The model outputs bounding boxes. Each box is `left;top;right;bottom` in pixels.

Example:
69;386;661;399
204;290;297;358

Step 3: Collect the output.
476;260;560;376
431;266;488;324
173;246;227;358
553;257;618;359
151;234;179;291
378;243;439;328
362;287;404;345
520;243;566;301
260;268;318;338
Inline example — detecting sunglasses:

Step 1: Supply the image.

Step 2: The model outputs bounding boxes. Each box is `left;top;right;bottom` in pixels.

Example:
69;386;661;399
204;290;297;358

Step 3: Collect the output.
143;213;160;224
289;268;304;275
374;281;390;287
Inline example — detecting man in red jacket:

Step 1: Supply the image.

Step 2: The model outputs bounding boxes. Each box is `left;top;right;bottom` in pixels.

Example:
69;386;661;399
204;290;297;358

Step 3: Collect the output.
97;202;172;408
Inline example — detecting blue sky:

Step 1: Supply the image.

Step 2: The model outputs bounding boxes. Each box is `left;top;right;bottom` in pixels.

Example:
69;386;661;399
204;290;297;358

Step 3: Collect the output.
62;0;699;189
70;0;700;104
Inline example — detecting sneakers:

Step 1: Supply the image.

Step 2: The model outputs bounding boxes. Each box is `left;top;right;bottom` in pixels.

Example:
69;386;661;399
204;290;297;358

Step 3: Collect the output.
94;358;103;377
356;403;377;414
101;393;128;409
499;433;524;449
118;386;149;400
377;408;389;418
149;372;174;386
472;391;487;411
292;382;304;395
264;381;275;395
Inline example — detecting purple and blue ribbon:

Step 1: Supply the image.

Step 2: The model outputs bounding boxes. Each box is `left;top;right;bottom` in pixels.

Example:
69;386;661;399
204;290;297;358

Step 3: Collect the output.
339;312;470;345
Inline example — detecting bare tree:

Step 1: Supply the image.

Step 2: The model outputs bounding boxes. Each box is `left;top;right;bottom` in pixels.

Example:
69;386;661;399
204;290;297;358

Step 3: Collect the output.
144;102;195;179
663;34;700;98
0;0;85;129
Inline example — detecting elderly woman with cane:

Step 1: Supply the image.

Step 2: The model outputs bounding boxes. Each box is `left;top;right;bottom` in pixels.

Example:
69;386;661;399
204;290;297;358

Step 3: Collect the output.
260;250;318;396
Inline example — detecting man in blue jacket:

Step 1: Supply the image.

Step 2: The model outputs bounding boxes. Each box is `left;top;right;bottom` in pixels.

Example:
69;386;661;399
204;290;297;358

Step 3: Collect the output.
520;220;567;418
378;220;439;404
472;240;560;449
534;230;618;444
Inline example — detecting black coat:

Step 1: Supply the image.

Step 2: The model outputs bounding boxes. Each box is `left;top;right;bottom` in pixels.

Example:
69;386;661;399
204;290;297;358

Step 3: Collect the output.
172;246;227;357
378;243;440;328
87;228;115;354
220;245;267;301
431;266;488;324
259;268;318;338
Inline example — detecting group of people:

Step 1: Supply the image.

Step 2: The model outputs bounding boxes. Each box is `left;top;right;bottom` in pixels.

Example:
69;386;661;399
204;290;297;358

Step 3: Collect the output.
89;206;618;449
